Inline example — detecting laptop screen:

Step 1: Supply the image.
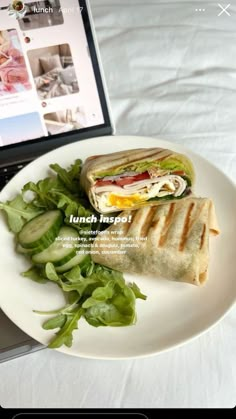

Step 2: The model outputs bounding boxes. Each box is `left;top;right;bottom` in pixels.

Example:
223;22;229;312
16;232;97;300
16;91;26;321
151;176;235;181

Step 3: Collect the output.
0;0;110;151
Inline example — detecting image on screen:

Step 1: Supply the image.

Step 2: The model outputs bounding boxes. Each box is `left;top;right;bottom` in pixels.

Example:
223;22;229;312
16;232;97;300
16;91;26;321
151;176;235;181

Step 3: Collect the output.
0;0;105;148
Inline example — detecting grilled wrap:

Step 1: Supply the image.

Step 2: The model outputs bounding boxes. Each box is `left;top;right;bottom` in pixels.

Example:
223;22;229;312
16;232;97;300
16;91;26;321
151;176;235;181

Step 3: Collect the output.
80;148;195;213
91;198;219;286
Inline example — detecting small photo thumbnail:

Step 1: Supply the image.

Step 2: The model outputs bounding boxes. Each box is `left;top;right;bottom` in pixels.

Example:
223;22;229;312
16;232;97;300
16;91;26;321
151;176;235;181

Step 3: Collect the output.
18;1;64;31
0;113;45;146
0;29;32;95
27;44;79;100
44;107;87;135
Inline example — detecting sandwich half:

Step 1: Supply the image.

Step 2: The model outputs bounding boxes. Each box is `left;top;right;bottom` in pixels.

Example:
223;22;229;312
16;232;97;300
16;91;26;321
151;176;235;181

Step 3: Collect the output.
91;198;219;286
80;148;195;213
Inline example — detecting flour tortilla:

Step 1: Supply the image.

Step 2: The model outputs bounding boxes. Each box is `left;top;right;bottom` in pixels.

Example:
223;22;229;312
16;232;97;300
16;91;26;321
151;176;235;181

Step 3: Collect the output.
91;198;219;286
80;148;195;213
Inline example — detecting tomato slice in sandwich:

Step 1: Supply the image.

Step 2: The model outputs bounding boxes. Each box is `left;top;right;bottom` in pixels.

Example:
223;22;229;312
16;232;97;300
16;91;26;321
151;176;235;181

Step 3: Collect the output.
95;180;113;187
115;172;150;187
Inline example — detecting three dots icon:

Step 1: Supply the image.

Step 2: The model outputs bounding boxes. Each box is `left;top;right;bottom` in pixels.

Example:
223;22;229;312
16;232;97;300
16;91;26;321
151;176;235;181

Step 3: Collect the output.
195;8;206;12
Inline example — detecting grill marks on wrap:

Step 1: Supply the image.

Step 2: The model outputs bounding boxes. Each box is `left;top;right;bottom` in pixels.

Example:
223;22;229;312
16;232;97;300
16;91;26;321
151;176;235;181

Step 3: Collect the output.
200;224;207;250
177;201;209;251
121;211;138;235
140;207;157;238
178;202;195;251
91;197;217;286
113;199;210;254
158;204;176;247
150;217;160;230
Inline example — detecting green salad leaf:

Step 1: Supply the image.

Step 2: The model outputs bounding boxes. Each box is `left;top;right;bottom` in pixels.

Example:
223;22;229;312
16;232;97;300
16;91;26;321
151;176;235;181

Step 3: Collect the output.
129;282;147;301
47;309;84;349
50;159;82;194
22;266;48;284
0;159;147;349
0;195;43;233
28;258;145;346
43;314;67;331
45;263;60;283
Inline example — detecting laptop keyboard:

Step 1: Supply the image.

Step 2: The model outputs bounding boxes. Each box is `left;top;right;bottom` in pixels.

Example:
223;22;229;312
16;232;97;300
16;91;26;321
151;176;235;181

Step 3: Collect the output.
0;162;30;191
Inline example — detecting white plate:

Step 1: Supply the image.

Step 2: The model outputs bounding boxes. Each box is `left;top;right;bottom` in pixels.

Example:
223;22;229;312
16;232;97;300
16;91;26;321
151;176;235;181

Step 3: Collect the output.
0;136;236;359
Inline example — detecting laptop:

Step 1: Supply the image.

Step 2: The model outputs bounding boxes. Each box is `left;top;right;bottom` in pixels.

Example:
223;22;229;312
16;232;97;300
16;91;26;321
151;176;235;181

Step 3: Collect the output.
0;0;114;363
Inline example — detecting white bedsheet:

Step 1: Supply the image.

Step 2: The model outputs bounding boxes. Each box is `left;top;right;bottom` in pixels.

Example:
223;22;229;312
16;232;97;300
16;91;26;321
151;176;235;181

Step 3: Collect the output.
0;0;235;409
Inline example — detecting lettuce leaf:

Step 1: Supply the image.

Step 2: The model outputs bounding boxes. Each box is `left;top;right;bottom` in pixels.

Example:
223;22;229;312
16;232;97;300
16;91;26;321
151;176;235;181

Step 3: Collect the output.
0;158;148;350
22;265;48;284
50;159;82;194
28;259;146;347
95;156;194;182
0;195;43;233
47;309;83;349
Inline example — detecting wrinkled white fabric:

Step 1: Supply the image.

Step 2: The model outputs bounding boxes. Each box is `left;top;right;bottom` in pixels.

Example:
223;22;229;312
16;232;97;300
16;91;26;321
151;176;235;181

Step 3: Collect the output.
0;0;235;409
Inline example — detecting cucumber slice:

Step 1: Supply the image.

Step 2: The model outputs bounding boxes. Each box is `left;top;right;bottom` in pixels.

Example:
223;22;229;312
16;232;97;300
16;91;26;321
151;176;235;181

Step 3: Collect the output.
18;210;63;250
32;226;79;267
55;252;88;273
16;243;43;256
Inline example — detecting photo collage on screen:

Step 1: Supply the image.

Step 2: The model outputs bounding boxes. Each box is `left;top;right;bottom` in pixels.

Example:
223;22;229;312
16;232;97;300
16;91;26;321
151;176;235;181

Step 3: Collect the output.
0;0;104;147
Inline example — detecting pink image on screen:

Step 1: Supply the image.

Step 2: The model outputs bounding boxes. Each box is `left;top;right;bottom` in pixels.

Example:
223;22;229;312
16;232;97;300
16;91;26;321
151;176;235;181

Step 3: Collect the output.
0;28;32;95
